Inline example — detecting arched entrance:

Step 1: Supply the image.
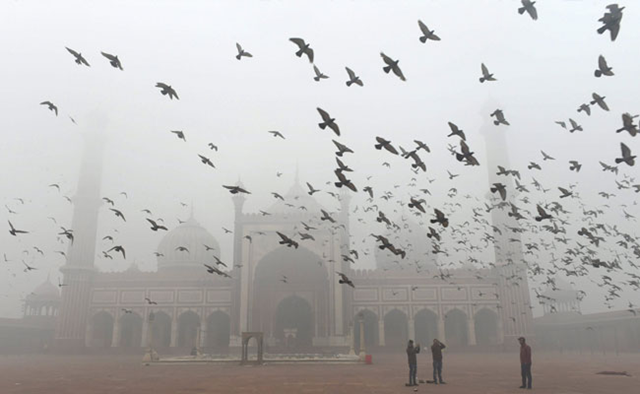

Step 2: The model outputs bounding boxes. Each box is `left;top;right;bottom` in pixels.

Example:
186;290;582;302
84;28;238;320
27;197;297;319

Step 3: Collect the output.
89;311;114;348
384;309;408;347
177;311;200;348
444;309;468;346
151;312;172;348
354;310;378;352
415;309;439;346
252;246;329;343
119;313;143;348
206;311;230;350
274;295;313;347
475;308;499;345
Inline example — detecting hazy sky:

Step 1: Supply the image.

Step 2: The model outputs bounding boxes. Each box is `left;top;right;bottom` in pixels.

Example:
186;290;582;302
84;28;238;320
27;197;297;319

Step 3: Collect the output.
0;0;638;318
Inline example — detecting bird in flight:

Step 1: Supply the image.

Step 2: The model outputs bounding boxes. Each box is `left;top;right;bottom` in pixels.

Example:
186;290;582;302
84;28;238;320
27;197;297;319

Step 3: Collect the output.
223;185;251;194
345;67;363;87
418;20;440;42
594;55;614;78
615;143;635;167
479;63;496;83
235;43;252;60
268;130;285;139
597;4;624;42
313;65;329;81
101;52;123;70
380;52;406;81
40;101;58;116
518;0;538;21
65;47;90;66
156;82;179;100
8;221;28;236
146;218;168;231
289;38;314;63
317;108;340;136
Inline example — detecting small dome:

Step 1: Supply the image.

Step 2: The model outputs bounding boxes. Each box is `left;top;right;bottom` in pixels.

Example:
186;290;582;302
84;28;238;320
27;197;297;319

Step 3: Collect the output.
156;216;220;270
30;278;60;300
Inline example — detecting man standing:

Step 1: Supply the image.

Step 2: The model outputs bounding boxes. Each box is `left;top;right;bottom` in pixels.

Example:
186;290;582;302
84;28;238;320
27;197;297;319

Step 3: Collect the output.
431;338;446;384
518;337;532;389
406;340;421;386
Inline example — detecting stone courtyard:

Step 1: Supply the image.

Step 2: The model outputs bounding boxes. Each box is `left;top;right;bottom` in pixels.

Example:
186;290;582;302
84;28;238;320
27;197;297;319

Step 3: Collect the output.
0;351;637;394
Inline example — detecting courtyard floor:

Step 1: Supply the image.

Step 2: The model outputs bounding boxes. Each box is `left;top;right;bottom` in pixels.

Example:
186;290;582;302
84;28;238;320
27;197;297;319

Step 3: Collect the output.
0;351;638;394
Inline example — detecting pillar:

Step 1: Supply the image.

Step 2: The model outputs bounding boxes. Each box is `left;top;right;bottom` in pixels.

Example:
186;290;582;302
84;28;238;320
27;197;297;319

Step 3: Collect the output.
438;317;446;342
408;319;415;341
378;319;386;346
199;318;207;348
359;316;367;360
348;321;355;355
497;317;505;344
111;316;120;347
467;318;477;346
170;318;178;347
141;315;149;348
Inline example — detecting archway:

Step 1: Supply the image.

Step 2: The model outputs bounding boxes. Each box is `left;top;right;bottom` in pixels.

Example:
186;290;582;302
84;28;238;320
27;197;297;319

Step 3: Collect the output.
90;311;114;348
444;309;468;346
177;311;200;348
475;308;499;345
384;309;408;347
151;312;172;348
354;310;378;352
119;313;143;348
415;309;439;346
274;295;313;347
205;310;230;350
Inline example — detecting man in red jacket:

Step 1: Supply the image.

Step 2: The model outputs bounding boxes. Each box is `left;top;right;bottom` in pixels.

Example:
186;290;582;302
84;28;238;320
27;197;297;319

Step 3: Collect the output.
518;337;532;389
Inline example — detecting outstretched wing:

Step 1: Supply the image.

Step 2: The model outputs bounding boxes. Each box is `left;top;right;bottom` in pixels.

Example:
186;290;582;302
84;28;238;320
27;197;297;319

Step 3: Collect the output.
289;37;305;48
65;47;79;57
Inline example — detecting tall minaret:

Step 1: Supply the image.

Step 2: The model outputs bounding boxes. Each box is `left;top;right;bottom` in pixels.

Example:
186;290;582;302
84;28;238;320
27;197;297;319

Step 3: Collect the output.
480;100;534;344
55;114;107;351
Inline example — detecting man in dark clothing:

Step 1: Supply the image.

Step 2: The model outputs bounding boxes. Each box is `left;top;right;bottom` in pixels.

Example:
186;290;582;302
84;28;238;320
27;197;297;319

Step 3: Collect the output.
431;338;446;384
518;337;532;389
406;340;421;386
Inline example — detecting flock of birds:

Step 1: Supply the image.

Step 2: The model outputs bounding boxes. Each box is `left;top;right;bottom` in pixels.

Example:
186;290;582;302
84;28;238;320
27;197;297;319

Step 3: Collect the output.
3;3;639;318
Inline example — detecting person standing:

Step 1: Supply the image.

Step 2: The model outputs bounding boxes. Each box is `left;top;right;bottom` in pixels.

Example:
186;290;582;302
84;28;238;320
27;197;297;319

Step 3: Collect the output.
518;337;532;389
406;340;421;386
431;338;446;384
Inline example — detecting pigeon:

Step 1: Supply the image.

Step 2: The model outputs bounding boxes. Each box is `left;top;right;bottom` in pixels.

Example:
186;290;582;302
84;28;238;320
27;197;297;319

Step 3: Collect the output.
447;122;466;141
8;221;28;236
597;4;624;42
541;150;555;161
235;43;252;60
337;272;355;288
144;297;158;305
427;227;441;241
289;38;314;63
276;231;299;249
413;140;430;153
558;187;573;198
616;113;638;136
534;205;552;222
417;20;440;42
109;208;126;222
334;169;357;192
306;182;320;195
380;52;406;81
146;218;168;231
65;47;90;66
518;0;538;20
374;137;399;155
490;183;507;201
198;154;215;168
408;197;426;213
555;121;567;129
40;101;58;116
223;185;251;194
590;93;609;111
107;245;126;259
345;67;363;87
615;143;635;166
208;143;218;151
594;55;614;78
320;209;335;223
317;108;340;136
313;65;329;81
479;63;496;83
568;119;583;133
577;104;591;116
431;209;449;227
156;82;179;100
268;130;285;139
101;52;123;70
491;109;510;126
336;157;352;172
456;140;479;166
569;161;582;172
333;140;354;157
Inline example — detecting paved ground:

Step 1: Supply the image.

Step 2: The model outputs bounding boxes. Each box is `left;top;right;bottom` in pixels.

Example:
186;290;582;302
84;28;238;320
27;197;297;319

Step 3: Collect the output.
0;351;638;394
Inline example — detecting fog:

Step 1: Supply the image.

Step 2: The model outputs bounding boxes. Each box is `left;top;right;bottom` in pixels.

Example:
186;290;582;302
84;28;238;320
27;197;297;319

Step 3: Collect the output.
0;0;638;322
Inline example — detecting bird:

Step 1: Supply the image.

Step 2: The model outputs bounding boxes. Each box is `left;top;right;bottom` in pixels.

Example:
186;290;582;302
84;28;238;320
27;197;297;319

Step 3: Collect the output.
306;182;320;195
345;67;363;87
8;220;28;236
616;113;638;137
569;161;582;172
107;245;126;259
479;63;496;83
380;52;406;81
58;227;74;244
374;137;399;155
276;231;299;249
320;209;335;223
144;297;158;305
109;208;126;222
594;55;614;78
408;197;426;213
337;272;355;288
558;187;573;198
122;308;133;314
175;246;189;253
414;140;430;153
268;130;285;139
317;108;340;136
197;154;215;168
518;0;538;21
146;218;168;231
313;65;329;81
65;47;90;66
208;143;218;151
577;104;591;116
336;157;352;172
534;205;552;222
491;183;507;201
155;82;179;100
333;140;354;157
235;43;252;60
431;209;449;227
568;119;583;133
289;38;314;63
615;143;635;166
417;20;440;42
447;122;466;141
100;52;123;70
541;150;555;161
223;185;251;194
590;93;609;111
334;170;357;192
491;109;510;126
40;101;58;116
597;4;624;42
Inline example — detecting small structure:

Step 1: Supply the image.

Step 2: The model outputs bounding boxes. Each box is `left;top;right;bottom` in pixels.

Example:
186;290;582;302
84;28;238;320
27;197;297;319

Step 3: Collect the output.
241;332;264;365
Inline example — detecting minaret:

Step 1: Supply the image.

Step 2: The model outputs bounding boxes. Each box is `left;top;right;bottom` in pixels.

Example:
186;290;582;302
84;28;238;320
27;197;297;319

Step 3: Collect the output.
231;179;247;338
55;114;107;351
480;100;534;344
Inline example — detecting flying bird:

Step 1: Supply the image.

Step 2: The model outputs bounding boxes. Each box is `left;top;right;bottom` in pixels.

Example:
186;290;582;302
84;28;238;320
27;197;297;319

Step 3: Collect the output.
375;137;399;155
317;108;340;136
337;272;355;288
40;101;58;116
615;143;635;166
155;82;179;100
518;0;538;21
107;245;126;259
198;154;215;168
8;221;28;236
590;93;609;111
431;209;449;227
491;109;510;126
65;47;90;66
268;130;285;139
313;65;329;81
534;205;552;222
380;52;406;81
235;43;252;60
594;55;614;78
146;218;168;231
223;185;251;194
417;20;440;42
447;122;466;141
101;52;123;70
345;67;363;87
597;4;624;42
479;63;496;83
289;38;314;63
333;140;354;157
306;182;320;195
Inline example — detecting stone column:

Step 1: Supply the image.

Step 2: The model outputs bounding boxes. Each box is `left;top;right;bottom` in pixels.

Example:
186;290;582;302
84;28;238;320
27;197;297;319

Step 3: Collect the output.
199;318;207;349
437;317;446;343
467;318;477;346
496;317;505;344
358;316;367;360
170;318;178;347
111;316;120;347
408;319;415;341
348;321;355;356
378;320;386;346
141;315;149;348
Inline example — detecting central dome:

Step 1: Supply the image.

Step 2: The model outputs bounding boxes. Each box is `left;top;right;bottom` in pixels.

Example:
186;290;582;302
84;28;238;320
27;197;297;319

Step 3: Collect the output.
156;216;220;270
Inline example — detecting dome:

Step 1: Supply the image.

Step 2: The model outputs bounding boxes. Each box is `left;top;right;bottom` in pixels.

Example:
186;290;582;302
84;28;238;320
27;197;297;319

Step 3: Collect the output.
156;216;220;270
30;277;60;300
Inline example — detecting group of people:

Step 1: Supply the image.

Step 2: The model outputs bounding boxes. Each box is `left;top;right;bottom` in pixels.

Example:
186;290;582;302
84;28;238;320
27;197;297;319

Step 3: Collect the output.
406;336;532;390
